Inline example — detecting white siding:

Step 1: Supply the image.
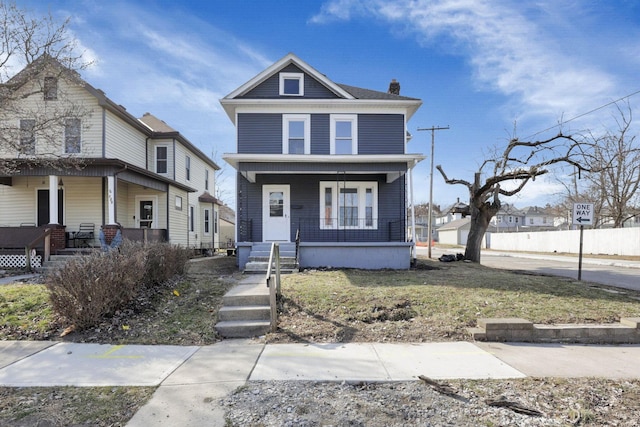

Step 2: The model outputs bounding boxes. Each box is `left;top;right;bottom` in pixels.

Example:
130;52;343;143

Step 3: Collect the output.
168;186;189;246
104;112;146;168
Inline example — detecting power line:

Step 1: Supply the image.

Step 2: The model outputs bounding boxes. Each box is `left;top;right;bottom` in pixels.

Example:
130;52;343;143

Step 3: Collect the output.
525;88;640;140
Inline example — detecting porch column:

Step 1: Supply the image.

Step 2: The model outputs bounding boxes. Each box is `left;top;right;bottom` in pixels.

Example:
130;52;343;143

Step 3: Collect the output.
49;175;59;224
107;175;117;225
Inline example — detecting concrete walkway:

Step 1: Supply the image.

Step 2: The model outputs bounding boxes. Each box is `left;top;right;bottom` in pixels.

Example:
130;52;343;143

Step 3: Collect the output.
2;339;640;426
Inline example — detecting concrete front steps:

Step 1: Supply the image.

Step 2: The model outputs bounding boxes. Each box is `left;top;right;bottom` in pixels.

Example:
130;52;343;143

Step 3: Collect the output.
215;275;272;338
469;317;640;344
37;253;85;275
243;242;298;274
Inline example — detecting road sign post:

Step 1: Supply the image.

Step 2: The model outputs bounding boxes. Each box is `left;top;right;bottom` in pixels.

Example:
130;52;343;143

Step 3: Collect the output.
572;203;594;280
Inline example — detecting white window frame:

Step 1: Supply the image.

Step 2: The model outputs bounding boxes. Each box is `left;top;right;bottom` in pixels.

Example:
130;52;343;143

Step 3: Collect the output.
279;72;304;96
282;114;310;154
330;114;358;155
319;181;378;230
156;146;168;174
204;208;211;235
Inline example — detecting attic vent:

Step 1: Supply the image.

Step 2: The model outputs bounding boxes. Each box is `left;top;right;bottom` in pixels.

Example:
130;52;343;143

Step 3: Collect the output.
388;79;400;95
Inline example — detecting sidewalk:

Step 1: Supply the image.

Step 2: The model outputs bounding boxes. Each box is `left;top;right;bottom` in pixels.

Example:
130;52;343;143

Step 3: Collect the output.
2;339;640;426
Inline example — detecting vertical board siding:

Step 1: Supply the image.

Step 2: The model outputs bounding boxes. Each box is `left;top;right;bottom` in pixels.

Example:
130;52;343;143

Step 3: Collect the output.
358;114;405;154
238;113;282;154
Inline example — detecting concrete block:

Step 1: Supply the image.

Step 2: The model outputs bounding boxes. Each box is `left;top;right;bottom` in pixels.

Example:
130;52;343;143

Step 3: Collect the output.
478;318;533;331
620;318;640;329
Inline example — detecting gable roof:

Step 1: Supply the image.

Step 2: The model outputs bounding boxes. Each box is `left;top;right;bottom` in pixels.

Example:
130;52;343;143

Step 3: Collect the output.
220;53;423;122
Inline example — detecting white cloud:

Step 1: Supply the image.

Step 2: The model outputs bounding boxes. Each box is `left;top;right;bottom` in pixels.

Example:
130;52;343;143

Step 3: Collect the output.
312;0;617;125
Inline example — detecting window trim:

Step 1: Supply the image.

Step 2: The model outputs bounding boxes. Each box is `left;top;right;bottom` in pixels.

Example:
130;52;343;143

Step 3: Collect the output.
330;114;358;155
204;208;211;235
175;195;182;210
279;72;304;96
19;119;36;155
319;181;378;230
64;118;81;154
156;146;168;174
282;114;310;154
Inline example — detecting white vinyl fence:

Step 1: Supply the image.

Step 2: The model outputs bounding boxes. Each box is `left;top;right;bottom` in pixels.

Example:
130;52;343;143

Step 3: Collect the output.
488;228;640;256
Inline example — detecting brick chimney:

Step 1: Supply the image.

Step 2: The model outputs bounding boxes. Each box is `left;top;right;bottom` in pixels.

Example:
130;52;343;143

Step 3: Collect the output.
388;79;400;95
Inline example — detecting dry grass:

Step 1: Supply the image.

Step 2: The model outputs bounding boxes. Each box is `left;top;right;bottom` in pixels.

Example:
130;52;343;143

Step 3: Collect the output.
268;256;640;343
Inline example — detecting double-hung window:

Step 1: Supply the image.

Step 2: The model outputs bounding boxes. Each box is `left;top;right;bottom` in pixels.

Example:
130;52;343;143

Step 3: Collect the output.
64;118;81;154
283;114;310;154
19;119;36;155
279;72;304;96
205;169;209;191
185;155;191;181
156;146;168;174
330;114;357;154
44;77;58;100
204;208;210;234
320;181;377;229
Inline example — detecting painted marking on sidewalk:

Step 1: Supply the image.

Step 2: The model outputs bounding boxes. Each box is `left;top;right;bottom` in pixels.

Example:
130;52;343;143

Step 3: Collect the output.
88;345;144;359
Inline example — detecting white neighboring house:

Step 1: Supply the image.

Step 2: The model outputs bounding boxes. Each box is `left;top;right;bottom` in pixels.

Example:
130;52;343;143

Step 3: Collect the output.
0;54;221;259
490;203;525;231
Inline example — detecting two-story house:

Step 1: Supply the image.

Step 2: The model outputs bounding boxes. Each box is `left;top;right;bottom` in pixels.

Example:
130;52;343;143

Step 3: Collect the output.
490;203;525;231
0;54;221;263
221;53;424;269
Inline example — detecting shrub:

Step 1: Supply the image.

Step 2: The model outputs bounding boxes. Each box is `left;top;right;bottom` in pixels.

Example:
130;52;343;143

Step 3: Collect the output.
45;241;190;330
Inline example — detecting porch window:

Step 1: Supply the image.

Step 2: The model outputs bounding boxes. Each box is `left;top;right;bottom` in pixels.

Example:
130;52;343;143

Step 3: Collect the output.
64;118;81;153
156;146;168;174
279;72;304;96
330;114;357;154
283;114;310;154
320;181;377;229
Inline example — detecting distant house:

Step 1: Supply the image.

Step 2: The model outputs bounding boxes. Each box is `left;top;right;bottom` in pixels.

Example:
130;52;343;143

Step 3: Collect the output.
221;53;425;269
435;198;469;226
490;203;525;231
437;217;471;246
0;55;221;262
522;206;556;230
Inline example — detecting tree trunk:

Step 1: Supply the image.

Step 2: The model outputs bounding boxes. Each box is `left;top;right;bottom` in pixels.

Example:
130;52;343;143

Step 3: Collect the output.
464;205;491;263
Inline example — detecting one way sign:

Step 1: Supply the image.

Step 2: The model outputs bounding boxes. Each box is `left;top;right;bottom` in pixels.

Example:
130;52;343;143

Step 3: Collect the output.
572;203;594;226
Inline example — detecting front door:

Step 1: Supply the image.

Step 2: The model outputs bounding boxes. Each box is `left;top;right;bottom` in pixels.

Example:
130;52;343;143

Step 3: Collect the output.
37;189;64;226
262;184;290;241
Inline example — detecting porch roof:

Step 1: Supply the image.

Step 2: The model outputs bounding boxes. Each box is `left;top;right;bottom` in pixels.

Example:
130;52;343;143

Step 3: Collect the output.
0;158;196;193
222;153;425;183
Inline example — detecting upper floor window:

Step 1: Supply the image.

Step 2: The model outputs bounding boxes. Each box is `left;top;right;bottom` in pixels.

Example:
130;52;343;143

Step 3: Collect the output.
44;76;58;100
205;169;209;191
279;72;304;96
64;118;81;153
19;119;36;155
156;146;168;174
282;114;310;154
185;155;191;181
330;115;357;154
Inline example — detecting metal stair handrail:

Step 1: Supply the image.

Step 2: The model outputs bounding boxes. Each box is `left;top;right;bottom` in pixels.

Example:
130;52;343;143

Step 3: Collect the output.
265;242;281;332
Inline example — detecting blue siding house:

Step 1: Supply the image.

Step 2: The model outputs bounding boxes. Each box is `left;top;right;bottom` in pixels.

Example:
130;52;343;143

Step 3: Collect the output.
221;54;424;269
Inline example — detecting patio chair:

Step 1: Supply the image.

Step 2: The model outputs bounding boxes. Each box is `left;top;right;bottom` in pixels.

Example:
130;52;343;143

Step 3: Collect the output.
75;223;95;248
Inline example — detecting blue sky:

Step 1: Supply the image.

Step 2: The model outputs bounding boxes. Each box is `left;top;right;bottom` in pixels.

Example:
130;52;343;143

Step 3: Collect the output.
15;0;640;209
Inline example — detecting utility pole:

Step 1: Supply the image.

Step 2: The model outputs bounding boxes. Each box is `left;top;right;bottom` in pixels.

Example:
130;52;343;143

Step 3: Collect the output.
417;125;449;258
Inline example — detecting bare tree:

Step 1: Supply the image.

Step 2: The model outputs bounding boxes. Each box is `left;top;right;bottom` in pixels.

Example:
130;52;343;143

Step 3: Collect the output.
0;0;91;174
437;133;590;262
583;104;640;227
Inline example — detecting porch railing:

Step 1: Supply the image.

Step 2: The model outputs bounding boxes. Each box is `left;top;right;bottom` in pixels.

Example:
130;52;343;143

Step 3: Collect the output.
121;228;167;243
265;242;281;333
296;217;406;242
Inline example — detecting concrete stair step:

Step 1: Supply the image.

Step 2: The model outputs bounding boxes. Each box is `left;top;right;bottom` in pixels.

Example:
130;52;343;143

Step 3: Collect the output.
218;305;270;322
222;283;270;306
215;320;271;338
